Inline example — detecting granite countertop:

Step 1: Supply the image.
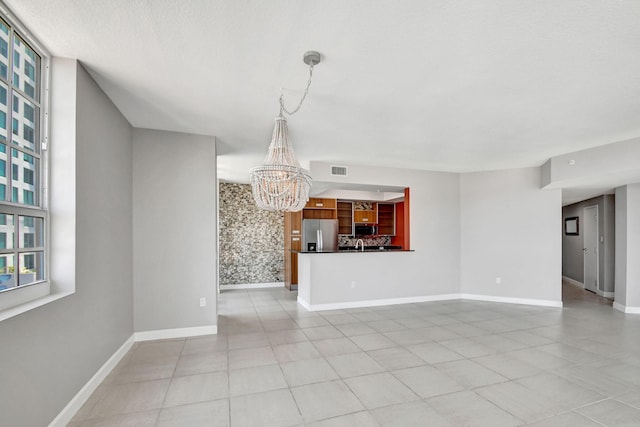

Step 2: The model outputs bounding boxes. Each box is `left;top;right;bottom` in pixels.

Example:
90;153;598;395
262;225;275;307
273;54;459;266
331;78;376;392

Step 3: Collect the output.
294;246;414;254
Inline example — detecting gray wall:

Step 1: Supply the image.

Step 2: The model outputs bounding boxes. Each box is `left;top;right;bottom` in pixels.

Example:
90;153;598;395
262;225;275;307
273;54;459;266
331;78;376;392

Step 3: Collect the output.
310;161;461;296
603;195;616;294
461;168;562;302
615;184;640;308
615;186;628;306
0;60;134;427
561;195;616;293
133;128;217;332
218;183;284;285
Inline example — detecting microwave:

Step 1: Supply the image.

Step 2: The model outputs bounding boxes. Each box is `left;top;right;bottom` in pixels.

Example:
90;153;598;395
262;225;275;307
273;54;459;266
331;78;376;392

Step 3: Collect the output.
354;225;377;236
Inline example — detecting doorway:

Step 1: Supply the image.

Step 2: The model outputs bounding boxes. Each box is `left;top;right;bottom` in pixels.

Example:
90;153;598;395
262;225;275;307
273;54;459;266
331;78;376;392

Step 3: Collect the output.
583;205;599;294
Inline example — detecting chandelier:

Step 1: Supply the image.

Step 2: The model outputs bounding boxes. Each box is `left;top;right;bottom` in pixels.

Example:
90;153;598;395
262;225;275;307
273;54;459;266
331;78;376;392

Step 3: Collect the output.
250;51;321;212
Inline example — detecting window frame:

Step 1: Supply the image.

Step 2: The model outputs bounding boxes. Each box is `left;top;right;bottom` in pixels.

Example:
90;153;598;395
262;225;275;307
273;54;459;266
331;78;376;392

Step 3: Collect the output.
0;3;50;316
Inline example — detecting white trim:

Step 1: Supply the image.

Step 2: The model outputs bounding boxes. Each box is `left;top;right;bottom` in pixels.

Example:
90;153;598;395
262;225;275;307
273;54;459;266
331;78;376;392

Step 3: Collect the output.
50;323;219;425
134;325;217;341
613;302;640;314
460;293;563;308
48;334;135;427
298;294;461;311
220;282;284;290
595;289;615;299
562;275;584;289
298;293;563;312
297;297;312;311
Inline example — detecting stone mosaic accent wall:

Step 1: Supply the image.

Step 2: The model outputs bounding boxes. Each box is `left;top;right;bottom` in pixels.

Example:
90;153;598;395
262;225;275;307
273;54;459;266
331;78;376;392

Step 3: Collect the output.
219;183;284;285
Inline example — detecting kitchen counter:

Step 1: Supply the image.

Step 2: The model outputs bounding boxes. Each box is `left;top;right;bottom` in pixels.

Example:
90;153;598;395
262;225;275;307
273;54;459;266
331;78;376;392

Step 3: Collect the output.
297;250;440;312
294;245;413;254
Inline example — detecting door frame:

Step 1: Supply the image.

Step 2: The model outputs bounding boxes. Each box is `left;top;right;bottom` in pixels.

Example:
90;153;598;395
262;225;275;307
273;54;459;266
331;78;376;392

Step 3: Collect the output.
582;205;599;294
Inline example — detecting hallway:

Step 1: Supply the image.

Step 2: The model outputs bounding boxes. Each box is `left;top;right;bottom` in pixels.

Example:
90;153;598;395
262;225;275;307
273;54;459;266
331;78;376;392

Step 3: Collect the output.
562;279;614;308
69;286;640;426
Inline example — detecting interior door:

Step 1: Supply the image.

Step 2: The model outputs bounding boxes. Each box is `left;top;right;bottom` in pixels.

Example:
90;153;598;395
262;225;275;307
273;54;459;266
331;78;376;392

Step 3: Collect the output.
583;206;599;293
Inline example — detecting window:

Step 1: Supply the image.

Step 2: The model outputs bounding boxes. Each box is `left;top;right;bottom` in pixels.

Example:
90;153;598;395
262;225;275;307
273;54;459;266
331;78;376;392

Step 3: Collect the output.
24;82;34;99
24;61;34;80
0;12;47;309
23;103;33;122
23;168;33;185
23;124;33;143
22;189;33;205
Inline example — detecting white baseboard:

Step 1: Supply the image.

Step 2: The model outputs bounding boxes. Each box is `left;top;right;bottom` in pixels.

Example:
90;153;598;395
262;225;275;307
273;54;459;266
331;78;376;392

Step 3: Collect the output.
220;282;284;290
298;292;563;312
562;276;584;288
48;334;136;427
298;294;461;311
134;325;218;341
600;291;615;299
613;302;640;314
51;323;218;425
460;293;563;308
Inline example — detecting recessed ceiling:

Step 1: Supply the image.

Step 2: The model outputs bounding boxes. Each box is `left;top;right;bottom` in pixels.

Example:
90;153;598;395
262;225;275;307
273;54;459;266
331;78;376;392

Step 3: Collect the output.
7;1;640;192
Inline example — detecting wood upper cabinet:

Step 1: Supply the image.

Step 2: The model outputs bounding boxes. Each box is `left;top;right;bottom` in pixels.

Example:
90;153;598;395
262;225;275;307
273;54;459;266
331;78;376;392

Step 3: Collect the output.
353;201;377;224
305;198;337;209
376;203;395;235
337;201;353;235
353;210;375;223
303;198;337;219
354;202;378;224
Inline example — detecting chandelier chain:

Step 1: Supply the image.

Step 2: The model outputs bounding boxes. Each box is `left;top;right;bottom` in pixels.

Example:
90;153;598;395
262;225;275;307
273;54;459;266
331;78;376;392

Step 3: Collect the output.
279;64;314;116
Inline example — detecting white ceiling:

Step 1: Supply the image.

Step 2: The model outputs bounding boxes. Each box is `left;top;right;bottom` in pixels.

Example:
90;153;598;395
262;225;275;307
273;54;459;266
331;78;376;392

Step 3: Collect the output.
7;1;640;198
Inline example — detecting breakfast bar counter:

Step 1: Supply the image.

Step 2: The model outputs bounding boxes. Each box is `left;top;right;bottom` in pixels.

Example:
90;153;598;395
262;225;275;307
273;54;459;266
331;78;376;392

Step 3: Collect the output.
296;250;447;312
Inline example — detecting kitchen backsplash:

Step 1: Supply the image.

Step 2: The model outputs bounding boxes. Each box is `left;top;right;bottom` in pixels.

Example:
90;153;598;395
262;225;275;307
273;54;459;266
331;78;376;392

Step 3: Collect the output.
339;235;391;247
219;183;284;285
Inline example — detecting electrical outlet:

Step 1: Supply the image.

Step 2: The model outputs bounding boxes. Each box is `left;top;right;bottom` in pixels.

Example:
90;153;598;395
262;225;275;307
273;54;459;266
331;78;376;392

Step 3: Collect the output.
350;281;356;289
495;277;502;284
199;297;206;307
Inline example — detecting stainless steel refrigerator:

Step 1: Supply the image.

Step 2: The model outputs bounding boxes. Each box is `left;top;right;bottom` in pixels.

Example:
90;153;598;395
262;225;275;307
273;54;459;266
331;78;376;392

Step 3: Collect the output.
302;219;338;252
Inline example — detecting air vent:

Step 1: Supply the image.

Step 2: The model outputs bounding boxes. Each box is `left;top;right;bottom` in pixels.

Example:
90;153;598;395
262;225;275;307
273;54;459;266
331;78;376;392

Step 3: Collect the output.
331;165;348;176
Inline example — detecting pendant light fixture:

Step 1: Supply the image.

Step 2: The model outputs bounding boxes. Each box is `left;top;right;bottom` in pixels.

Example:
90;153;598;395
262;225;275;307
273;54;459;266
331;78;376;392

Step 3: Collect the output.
250;51;321;212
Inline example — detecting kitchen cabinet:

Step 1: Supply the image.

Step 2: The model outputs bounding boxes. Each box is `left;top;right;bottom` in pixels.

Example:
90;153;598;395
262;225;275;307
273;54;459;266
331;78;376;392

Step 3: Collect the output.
284;211;302;290
377;203;395;235
303;197;337;219
305;198;337;209
337;201;354;235
354;209;377;224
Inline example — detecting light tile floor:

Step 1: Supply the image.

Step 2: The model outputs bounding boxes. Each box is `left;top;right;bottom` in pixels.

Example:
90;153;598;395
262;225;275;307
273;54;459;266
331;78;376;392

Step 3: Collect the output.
69;283;640;426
